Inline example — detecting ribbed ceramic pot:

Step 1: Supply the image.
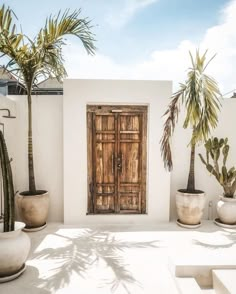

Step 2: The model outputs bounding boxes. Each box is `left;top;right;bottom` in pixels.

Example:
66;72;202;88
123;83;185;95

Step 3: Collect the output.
16;190;49;229
217;196;236;224
176;190;205;225
0;222;31;280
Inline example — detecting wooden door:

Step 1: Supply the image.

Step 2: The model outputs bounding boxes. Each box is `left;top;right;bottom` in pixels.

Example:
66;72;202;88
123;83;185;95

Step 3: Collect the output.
87;105;147;214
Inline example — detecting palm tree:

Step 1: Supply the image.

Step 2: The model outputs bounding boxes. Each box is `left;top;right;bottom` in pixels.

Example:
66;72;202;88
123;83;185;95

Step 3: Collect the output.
0;5;95;193
160;50;221;192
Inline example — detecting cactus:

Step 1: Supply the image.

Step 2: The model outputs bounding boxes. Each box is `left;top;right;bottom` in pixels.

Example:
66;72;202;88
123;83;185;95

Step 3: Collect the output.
0;130;14;232
199;137;236;198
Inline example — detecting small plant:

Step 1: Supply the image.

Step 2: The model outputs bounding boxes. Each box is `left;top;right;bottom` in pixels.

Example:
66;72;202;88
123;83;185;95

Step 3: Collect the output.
199;137;236;198
0;130;15;232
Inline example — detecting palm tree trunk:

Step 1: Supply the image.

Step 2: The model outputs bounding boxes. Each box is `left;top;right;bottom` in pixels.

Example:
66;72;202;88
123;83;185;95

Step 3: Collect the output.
27;93;36;192
187;142;195;192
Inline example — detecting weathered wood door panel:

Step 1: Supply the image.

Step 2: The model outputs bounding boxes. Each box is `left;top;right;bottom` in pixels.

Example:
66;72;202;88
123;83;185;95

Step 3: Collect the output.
94;114;116;213
87;105;147;214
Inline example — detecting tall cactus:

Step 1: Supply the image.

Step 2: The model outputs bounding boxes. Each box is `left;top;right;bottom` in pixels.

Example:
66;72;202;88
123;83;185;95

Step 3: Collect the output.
199;137;236;197
0;130;14;232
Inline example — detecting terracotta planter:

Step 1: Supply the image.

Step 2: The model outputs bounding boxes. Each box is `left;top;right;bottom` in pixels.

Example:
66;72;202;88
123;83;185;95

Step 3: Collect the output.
16;190;49;229
176;190;205;225
217;196;236;225
0;222;31;281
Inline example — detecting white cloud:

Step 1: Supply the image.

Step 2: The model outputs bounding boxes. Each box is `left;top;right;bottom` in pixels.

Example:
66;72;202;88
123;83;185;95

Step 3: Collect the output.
64;0;236;95
64;40;194;82
105;0;158;29
199;0;236;94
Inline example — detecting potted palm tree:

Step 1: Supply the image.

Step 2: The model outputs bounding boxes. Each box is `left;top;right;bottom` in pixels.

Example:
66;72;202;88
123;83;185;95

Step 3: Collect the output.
0;5;95;230
160;50;221;227
199;137;236;225
0;130;30;282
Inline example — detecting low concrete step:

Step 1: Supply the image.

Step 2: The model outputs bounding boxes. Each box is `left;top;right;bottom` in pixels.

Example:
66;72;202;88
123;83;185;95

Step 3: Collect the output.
171;256;236;287
174;277;216;294
201;289;215;293
213;269;236;294
175;277;202;294
175;264;236;288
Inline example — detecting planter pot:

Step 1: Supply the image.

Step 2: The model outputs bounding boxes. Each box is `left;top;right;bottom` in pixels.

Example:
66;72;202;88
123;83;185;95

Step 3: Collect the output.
176;190;205;225
16;190;49;229
0;222;31;281
216;196;236;225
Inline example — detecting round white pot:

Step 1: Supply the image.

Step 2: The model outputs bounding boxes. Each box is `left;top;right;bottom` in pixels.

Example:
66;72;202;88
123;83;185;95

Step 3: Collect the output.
216;196;236;225
0;222;31;280
176;190;205;225
16;190;49;229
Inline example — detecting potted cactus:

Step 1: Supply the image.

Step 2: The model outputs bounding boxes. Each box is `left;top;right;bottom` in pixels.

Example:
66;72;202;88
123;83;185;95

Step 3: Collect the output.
199;137;236;225
161;50;221;227
0;130;31;282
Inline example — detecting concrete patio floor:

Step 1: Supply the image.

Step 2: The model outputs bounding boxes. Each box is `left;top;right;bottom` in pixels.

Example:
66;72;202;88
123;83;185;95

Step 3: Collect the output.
0;221;236;293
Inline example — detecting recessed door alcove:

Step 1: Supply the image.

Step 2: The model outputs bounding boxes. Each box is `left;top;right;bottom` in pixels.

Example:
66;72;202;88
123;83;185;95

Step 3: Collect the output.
63;79;171;224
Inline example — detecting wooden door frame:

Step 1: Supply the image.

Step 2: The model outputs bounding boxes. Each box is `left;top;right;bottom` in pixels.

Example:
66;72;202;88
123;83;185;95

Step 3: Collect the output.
87;105;147;214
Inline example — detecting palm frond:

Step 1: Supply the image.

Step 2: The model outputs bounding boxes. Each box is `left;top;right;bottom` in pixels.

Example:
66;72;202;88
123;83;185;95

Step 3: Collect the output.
40;9;96;54
32;9;96;82
183;52;221;143
160;50;221;171
160;86;185;171
0;5;96;88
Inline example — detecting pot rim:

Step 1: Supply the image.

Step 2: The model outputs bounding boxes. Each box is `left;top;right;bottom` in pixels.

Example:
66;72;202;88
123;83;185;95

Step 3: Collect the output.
177;190;205;197
18;190;49;198
0;221;25;237
219;195;236;202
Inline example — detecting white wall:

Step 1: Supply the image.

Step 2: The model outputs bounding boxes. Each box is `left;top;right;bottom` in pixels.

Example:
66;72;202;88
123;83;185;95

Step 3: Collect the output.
63;79;172;225
0;96;16;158
11;95;63;223
3;83;235;225
170;99;236;220
0;96;17;216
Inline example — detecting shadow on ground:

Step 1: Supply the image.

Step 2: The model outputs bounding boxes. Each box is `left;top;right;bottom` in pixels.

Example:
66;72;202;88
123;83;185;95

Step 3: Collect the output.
0;266;50;294
8;227;160;293
192;229;236;249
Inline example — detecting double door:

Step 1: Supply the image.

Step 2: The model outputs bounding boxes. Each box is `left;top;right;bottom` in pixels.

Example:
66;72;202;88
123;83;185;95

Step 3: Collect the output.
87;105;147;214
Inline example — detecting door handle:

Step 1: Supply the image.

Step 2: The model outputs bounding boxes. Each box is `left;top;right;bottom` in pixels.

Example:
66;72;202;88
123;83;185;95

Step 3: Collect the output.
117;153;123;173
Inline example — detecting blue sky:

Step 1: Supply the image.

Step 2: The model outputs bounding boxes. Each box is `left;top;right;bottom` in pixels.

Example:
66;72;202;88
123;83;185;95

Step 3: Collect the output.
3;0;236;94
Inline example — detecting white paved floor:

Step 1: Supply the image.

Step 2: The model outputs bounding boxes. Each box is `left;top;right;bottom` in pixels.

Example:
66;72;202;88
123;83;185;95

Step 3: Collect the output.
0;221;236;294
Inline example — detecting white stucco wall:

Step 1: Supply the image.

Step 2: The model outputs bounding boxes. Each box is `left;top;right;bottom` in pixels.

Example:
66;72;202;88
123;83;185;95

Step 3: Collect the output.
2;82;235;225
0;96;16;156
9;95;63;223
63;79;172;224
0;96;17;217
